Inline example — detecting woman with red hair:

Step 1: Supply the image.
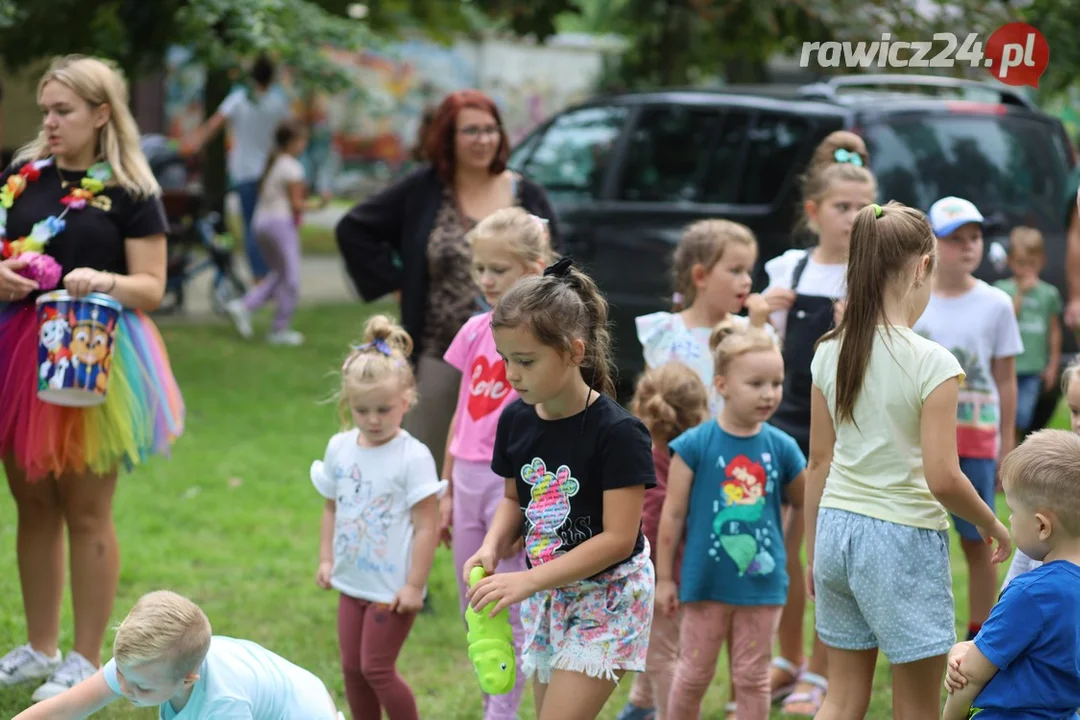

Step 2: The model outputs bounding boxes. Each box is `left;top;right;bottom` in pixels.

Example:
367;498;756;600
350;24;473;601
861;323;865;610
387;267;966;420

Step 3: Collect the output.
337;91;558;462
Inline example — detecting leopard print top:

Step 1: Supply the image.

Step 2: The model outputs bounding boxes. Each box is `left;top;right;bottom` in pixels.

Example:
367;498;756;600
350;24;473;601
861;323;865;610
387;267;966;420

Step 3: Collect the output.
421;188;483;358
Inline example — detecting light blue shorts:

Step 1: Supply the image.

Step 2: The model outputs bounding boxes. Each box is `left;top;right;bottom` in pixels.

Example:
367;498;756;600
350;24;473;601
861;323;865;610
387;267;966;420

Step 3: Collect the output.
814;508;956;664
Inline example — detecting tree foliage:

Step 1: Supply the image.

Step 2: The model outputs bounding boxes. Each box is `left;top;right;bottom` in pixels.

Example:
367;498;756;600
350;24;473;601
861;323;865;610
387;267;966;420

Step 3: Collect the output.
0;0;375;92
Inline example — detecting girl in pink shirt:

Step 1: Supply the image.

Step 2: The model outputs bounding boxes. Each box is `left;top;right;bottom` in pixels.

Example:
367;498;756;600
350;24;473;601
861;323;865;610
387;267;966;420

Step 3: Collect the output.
440;208;553;720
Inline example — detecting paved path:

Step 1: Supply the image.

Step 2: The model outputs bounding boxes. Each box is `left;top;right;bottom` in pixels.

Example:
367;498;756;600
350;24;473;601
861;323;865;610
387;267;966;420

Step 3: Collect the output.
153;201;358;323
156;255;357;322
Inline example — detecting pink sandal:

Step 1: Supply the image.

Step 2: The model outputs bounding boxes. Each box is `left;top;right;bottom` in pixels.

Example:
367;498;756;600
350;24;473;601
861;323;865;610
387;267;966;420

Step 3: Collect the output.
770;657;805;704
781;672;828;716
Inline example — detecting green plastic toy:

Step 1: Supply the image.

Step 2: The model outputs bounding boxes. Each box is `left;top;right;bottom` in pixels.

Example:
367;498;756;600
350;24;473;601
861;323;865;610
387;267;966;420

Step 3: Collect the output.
464;566;516;695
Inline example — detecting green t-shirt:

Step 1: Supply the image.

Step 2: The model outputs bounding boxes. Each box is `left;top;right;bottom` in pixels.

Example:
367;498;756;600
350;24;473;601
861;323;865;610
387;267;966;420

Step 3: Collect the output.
994;278;1062;375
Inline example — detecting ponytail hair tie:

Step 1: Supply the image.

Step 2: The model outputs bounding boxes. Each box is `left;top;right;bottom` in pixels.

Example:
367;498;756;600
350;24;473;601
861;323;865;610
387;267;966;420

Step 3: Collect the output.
871;203;883;218
834;148;865;167
544;257;573;278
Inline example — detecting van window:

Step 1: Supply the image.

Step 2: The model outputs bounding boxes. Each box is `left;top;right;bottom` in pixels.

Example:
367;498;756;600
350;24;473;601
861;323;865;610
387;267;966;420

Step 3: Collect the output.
513;105;627;203
737;112;810;205
618;105;724;202
864;115;1070;231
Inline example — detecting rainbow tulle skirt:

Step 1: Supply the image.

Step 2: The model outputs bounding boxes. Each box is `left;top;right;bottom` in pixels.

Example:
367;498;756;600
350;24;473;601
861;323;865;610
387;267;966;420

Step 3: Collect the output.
0;301;184;481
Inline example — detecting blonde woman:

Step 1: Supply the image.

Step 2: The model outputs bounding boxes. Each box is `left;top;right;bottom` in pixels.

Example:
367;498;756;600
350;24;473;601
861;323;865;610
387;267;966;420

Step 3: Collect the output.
0;55;184;703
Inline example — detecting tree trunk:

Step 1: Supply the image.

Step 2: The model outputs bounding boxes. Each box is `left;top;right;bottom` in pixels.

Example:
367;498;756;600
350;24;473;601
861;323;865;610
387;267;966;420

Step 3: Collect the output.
203;69;230;218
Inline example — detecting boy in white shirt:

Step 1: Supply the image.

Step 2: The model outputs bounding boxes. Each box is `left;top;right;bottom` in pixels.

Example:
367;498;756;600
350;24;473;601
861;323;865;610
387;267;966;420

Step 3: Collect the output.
14;590;343;719
914;196;1024;641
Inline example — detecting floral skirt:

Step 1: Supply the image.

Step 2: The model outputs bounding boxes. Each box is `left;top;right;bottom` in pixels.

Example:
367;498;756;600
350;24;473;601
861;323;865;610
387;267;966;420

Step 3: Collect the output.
520;542;655;684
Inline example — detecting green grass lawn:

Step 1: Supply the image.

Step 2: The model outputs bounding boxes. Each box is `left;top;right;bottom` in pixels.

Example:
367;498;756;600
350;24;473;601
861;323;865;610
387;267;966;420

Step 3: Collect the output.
0;302;1056;718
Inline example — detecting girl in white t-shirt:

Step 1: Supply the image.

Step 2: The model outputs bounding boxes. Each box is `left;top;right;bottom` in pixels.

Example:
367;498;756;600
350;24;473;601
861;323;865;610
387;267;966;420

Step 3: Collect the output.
635;219;773;417
225;120;326;346
310;315;446;720
805;201;1010;717
760;131;876;716
440;208;553;720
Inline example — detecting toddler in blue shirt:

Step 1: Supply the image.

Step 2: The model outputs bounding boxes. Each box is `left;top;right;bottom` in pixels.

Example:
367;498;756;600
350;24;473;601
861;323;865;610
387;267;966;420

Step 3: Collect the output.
943;429;1080;720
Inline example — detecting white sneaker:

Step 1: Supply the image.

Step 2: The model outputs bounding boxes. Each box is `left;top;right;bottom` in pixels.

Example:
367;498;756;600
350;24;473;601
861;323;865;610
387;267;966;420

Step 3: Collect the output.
225;299;253;339
0;644;61;687
267;329;304;346
31;651;97;702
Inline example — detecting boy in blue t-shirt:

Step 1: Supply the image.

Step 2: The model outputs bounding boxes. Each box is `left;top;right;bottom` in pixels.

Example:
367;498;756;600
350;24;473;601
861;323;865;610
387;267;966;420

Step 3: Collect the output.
14;590;344;720
943;429;1080;720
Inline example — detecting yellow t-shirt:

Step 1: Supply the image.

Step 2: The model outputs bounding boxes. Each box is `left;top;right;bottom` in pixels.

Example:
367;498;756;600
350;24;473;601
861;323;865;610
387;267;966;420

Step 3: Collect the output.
810;326;965;531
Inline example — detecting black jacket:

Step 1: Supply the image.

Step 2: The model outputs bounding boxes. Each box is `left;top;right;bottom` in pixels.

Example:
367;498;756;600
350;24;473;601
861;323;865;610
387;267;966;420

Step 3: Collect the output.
335;165;561;357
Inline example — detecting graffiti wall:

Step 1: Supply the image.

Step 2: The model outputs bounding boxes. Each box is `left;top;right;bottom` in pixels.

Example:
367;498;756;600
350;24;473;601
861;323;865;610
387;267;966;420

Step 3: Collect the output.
163;33;617;194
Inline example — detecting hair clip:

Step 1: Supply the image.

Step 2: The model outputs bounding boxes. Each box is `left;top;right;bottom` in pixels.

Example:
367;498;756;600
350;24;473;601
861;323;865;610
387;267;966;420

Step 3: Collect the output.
543;257;573;278
672;292;684;305
529;213;550;227
871;203;883;218
834;148;864;167
352;339;393;356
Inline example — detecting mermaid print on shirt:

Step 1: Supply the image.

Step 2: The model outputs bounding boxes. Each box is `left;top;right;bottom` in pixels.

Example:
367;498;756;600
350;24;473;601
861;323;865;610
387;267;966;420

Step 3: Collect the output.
521;457;580;565
711;453;778;577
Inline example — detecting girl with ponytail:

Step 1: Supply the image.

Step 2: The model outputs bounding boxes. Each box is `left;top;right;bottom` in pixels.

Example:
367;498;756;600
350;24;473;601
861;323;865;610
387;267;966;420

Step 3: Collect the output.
804;202;1010;716
462;258;657;719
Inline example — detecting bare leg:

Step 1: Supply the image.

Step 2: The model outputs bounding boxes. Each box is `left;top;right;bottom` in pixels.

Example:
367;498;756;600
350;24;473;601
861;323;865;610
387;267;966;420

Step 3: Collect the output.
533;678;548;718
891;654;947;720
5;457;64;657
537;669;621;720
58;469;119;666
960;538;995;632
813;647;877;720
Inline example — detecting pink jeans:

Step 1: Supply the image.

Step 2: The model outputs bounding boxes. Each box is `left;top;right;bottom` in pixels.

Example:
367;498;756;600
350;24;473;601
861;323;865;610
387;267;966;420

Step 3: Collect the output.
667;602;782;720
628;605;681;719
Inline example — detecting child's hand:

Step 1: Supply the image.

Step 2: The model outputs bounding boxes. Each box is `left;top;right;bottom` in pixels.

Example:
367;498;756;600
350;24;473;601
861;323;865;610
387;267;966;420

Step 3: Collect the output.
977;518;1013;564
315;561;332;590
806;562;816;600
390;584;424;614
438;494;453;549
763;287;796;313
945;643;972;693
656;579;679;617
467;570;537;617
744;293;771;327
462;545;501;583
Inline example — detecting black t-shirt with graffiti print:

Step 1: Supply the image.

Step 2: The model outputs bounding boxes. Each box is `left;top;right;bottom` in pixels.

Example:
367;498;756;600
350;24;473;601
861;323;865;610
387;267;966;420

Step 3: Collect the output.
492;394;656;576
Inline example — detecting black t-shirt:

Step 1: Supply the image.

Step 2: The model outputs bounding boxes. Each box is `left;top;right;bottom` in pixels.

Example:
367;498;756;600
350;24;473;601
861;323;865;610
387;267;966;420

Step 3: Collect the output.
492;394;656;575
2;162;168;278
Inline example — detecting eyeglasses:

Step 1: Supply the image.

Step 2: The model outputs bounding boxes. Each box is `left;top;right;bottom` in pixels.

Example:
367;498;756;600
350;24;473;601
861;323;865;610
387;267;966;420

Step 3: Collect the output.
458;125;501;139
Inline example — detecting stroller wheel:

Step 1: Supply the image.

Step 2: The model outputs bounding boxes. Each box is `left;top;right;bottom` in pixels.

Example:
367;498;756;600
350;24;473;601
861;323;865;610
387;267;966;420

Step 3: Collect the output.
211;272;246;315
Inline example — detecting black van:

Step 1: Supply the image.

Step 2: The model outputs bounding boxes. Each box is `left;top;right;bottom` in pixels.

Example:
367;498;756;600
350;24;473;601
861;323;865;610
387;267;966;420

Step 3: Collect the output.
508;75;1076;419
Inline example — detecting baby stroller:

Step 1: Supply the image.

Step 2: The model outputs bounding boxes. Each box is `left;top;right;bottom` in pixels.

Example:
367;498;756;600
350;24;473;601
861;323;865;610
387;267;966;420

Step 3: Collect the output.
141;134;246;315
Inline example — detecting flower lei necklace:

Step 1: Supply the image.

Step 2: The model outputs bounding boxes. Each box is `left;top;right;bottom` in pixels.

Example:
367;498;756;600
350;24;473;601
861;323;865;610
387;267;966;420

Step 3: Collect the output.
0;156;113;260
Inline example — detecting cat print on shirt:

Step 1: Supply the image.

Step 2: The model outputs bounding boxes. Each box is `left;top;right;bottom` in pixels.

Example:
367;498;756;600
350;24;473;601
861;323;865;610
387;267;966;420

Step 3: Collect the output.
333;464;396;570
521;457;580;565
711;453;779;577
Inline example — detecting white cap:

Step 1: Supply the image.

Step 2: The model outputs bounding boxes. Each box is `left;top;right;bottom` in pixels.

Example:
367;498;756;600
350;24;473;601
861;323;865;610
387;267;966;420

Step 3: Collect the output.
928;196;984;237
